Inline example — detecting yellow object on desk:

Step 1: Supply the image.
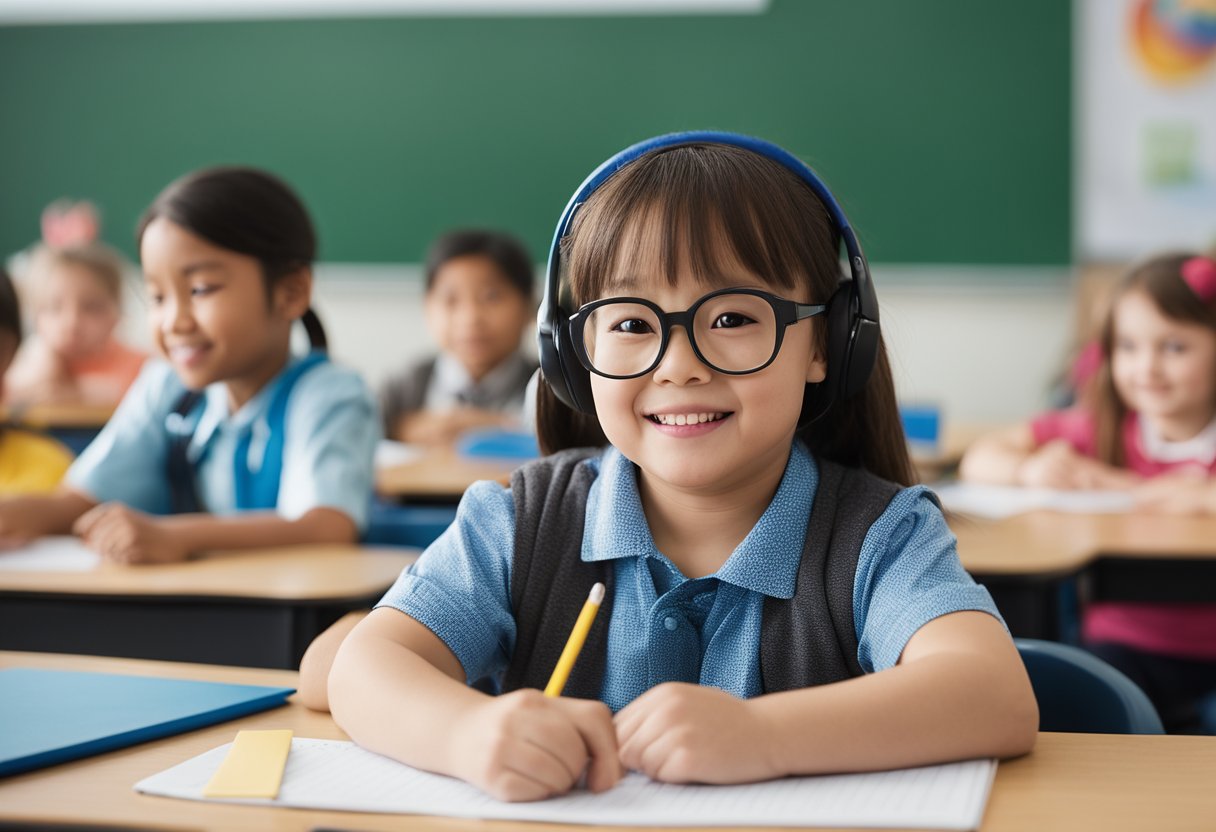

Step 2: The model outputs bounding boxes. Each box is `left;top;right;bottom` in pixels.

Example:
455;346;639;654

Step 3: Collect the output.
543;582;605;697
203;729;293;799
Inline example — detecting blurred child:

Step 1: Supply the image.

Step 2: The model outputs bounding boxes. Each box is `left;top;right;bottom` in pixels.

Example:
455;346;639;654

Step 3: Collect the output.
961;252;1216;731
0;167;377;563
0;268;72;498
380;229;536;445
326;134;1036;801
6;241;146;406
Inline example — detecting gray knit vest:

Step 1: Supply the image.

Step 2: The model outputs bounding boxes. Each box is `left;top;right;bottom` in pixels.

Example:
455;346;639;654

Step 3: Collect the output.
501;447;901;698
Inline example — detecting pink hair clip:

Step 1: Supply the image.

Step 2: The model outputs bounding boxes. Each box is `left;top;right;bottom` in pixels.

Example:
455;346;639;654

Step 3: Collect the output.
1182;256;1216;302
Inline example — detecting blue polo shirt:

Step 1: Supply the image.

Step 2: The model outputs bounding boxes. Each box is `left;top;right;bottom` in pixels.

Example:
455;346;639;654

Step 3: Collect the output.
66;357;379;530
377;442;999;712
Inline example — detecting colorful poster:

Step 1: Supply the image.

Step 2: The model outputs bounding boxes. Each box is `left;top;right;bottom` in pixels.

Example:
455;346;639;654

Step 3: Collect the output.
1078;0;1216;259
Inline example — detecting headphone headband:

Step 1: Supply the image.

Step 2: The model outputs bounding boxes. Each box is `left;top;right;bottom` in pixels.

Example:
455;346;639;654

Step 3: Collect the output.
538;131;879;415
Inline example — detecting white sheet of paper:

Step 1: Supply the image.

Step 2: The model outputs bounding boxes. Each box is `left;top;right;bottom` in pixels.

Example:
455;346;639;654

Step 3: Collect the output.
931;482;1136;519
0;536;99;571
136;738;997;830
374;439;424;470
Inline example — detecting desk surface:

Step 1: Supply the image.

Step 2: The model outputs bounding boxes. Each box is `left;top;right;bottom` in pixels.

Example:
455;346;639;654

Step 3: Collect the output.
0;543;416;601
2;651;1214;832
952;510;1216;577
0;401;116;429
377;448;517;500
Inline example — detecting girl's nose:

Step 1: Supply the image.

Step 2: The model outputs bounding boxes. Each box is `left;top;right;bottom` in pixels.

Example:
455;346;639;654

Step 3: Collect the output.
162;297;196;334
651;326;711;386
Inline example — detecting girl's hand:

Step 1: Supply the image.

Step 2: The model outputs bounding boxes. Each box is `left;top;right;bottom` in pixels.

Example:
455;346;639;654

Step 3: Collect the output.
1134;472;1216;515
72;503;190;564
614;683;780;784
452;688;621;802
1016;440;1138;490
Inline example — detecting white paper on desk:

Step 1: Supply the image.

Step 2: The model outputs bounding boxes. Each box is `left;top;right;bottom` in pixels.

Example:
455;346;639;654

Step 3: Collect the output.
374;439;424;470
136;738;997;829
931;482;1136;519
0;536;99;571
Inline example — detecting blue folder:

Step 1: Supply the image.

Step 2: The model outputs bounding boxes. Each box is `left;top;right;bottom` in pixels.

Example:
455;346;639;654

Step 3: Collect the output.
0;668;294;777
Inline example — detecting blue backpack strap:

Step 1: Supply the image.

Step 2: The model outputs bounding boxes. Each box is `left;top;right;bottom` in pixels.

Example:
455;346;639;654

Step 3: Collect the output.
165;390;207;515
233;351;329;511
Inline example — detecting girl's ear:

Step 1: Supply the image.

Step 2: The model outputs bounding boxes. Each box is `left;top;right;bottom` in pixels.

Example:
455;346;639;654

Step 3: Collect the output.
273;267;313;322
806;344;828;384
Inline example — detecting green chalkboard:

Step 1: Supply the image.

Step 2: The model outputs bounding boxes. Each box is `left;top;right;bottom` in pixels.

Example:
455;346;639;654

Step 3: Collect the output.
0;1;1071;266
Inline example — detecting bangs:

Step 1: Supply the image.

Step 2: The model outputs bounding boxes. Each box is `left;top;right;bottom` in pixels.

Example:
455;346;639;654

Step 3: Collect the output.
564;144;840;307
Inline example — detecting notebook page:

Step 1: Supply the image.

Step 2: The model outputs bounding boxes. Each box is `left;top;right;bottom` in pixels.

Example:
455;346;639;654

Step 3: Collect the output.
136;738;996;829
931;482;1135;519
0;536;99;571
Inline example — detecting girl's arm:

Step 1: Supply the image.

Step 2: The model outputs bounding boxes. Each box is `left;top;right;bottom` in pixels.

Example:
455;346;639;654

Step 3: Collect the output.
328;606;622;802
616;610;1037;784
0;490;96;544
960;425;1136;489
70;505;357;564
958;424;1040;484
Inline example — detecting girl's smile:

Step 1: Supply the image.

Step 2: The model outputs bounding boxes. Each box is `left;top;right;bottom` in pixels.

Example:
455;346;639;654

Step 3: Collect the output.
644;408;733;435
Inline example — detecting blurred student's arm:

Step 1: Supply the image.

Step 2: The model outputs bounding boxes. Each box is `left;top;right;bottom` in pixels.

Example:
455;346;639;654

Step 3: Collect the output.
71;505;357;564
0;489;96;546
329;607;621;802
960;425;1135;489
1135;473;1216;515
395;407;513;446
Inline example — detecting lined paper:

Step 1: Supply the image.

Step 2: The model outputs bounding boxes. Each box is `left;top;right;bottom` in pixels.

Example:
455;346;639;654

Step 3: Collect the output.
931;482;1136;519
137;738;996;829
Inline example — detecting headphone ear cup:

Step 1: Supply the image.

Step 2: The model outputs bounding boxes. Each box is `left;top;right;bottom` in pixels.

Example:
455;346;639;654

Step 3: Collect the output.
824;282;854;403
540;313;597;415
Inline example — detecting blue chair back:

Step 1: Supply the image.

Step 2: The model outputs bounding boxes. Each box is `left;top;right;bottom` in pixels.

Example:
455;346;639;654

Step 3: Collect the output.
363;499;458;549
1016;638;1163;734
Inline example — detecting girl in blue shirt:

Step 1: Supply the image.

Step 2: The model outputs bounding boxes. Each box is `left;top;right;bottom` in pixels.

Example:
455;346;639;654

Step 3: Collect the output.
326;134;1037;801
0;167;377;562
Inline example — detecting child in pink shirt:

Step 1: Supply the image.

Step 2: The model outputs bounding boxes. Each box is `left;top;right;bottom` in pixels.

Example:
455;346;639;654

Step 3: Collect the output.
962;252;1216;732
7;242;145;407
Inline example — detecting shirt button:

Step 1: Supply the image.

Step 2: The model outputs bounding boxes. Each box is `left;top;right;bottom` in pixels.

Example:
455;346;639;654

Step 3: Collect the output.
663;616;679;631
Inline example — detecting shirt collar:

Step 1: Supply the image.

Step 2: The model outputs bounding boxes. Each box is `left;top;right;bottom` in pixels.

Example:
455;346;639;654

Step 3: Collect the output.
431;351;528;408
1136;413;1216;465
187;354;301;459
580;442;817;600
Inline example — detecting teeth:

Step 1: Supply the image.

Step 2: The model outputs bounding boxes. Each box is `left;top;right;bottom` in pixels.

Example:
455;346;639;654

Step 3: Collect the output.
652;412;724;426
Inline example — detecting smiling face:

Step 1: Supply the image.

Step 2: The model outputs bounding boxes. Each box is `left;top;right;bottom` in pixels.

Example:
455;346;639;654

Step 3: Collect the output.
588;225;826;498
1111;288;1216;440
34;260;120;362
139;217;308;407
425;254;532;381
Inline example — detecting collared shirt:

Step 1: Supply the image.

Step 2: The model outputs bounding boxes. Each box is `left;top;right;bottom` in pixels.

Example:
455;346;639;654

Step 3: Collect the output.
425;351;534;412
377;442;1000;711
66;356;379;529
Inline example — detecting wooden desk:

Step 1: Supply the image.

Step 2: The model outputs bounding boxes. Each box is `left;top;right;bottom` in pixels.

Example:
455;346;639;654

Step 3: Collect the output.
0;401;115;430
0;545;415;669
953;511;1216;638
2;651;1215;832
377;448;517;502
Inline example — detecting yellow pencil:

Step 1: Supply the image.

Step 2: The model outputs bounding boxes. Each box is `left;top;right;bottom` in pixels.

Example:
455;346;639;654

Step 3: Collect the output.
544;582;606;697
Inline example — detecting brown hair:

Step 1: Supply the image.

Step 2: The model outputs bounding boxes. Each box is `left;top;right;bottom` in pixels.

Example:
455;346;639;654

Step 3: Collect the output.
28;242;125;306
536;143;914;486
1094;251;1216;466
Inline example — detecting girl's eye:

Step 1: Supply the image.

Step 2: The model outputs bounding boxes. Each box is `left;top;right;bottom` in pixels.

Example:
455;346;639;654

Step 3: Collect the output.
712;312;755;329
1114;338;1136;352
1164;340;1188;354
191;284;217;298
611;318;655;335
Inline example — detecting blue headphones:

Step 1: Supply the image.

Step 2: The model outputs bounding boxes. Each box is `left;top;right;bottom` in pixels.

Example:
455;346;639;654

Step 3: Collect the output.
538;131;880;417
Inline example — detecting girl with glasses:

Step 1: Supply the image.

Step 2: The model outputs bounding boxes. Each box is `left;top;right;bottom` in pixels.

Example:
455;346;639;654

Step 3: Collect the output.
324;136;1037;801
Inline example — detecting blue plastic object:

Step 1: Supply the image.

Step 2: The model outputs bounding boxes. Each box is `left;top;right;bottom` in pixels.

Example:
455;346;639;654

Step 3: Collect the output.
899;404;941;446
456;429;539;461
364;500;458;549
0;668;293;777
1016;638;1164;734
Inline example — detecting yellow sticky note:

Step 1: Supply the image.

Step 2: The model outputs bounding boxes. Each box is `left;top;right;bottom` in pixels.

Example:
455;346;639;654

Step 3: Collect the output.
203;729;293;799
